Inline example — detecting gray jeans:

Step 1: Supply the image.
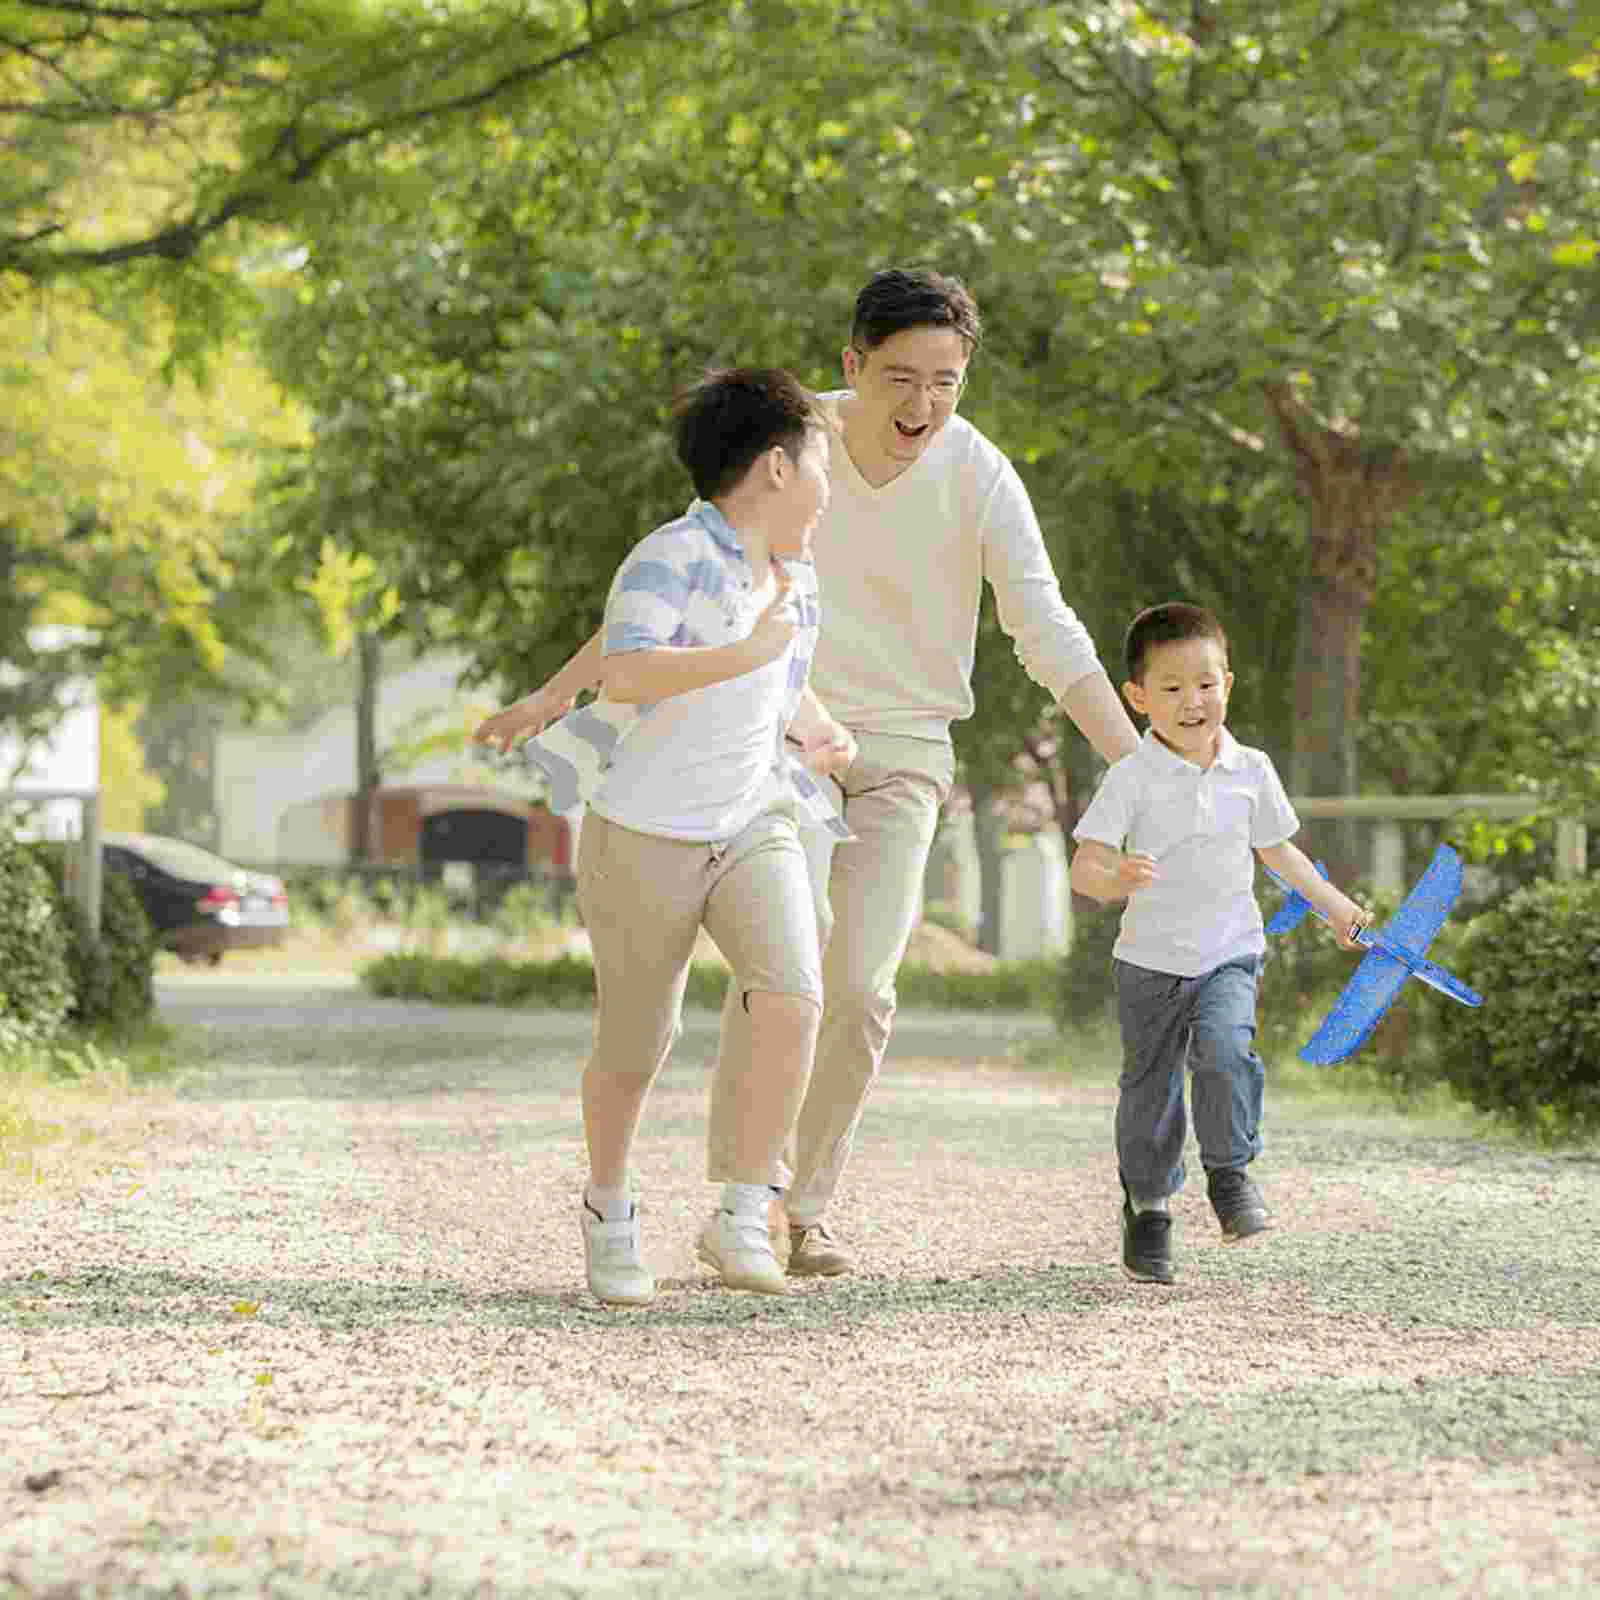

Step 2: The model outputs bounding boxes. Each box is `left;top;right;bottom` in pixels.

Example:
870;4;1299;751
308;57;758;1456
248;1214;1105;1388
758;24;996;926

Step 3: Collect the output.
1114;955;1265;1206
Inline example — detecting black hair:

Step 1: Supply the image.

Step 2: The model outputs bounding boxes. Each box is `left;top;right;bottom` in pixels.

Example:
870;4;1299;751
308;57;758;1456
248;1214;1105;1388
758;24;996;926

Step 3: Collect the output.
671;367;825;502
850;267;982;353
1124;602;1230;683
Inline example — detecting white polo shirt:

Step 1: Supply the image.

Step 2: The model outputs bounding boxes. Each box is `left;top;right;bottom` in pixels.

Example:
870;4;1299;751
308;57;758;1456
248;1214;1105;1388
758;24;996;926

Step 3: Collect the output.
1073;728;1300;978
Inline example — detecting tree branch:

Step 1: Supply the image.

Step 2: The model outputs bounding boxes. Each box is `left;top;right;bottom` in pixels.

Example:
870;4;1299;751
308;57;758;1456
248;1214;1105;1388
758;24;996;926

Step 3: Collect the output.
17;0;265;22
4;0;723;275
1387;59;1454;268
1072;25;1223;263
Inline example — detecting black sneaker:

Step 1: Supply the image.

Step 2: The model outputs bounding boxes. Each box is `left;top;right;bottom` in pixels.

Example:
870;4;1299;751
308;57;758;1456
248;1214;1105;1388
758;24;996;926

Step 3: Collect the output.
1207;1167;1270;1242
1121;1199;1175;1284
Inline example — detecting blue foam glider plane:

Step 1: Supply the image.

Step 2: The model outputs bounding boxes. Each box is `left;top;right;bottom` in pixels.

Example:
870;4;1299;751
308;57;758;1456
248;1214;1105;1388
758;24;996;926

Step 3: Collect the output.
1263;843;1483;1066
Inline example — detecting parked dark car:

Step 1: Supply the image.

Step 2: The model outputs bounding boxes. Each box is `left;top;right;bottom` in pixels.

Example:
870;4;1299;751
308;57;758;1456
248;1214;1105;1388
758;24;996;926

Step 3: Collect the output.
103;832;290;965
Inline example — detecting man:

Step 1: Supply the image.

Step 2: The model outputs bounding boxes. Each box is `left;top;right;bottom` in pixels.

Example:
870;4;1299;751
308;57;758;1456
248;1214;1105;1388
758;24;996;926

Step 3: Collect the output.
476;269;1140;1275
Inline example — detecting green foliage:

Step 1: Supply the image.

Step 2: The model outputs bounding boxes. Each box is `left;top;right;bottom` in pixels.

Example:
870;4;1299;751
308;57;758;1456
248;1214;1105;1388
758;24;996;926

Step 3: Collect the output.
491;881;570;943
920;899;977;944
1050;900;1120;1031
362;951;598;1009
359;949;1054;1013
1434;878;1600;1143
0;830;73;1050
30;845;157;1028
3;0;728;292
895;959;1056;1012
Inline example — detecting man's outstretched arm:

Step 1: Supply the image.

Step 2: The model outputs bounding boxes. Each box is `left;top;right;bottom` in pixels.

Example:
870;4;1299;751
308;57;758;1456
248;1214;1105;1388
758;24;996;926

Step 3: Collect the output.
1060;669;1141;766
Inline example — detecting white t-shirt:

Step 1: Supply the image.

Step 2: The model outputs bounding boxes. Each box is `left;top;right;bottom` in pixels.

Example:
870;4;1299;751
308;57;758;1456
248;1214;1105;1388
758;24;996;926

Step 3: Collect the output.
1072;729;1300;978
807;393;1102;743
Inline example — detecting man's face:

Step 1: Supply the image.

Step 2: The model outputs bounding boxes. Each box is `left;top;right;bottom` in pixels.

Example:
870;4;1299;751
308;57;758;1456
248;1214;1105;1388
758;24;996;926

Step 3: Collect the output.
842;326;969;470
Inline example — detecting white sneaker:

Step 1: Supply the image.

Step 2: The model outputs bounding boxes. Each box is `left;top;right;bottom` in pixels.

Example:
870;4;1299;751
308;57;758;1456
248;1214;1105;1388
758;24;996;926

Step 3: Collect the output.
696;1209;788;1295
581;1206;655;1306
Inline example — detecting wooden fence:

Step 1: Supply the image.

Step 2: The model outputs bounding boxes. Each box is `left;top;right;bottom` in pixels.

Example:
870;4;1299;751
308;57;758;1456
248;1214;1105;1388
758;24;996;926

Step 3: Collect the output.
1291;794;1588;895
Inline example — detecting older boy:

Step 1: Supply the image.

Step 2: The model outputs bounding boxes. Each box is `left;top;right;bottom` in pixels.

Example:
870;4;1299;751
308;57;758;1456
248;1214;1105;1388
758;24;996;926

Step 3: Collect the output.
483;368;854;1305
1070;602;1368;1284
477;269;1139;1276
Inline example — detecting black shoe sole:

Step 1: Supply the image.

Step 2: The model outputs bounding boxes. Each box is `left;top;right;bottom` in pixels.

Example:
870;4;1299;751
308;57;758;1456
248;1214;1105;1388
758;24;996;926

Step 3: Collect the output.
1122;1261;1176;1284
1219;1212;1270;1243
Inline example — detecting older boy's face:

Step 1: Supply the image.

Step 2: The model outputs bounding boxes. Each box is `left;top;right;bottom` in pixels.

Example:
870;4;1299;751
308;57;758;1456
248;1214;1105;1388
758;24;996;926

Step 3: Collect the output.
1124;637;1233;766
771;427;832;558
842;327;969;472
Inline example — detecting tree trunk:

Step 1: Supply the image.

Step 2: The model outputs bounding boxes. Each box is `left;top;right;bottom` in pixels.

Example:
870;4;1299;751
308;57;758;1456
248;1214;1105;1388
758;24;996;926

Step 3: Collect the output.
1265;384;1414;887
351;632;382;866
970;780;1006;957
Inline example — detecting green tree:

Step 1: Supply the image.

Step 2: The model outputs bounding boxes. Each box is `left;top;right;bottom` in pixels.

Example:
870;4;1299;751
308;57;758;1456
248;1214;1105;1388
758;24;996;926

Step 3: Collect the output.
3;0;725;295
259;0;1600;892
889;0;1600;870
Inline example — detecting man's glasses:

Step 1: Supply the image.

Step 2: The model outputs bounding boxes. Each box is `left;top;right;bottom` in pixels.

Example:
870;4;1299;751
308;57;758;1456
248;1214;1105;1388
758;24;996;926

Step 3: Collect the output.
852;348;965;401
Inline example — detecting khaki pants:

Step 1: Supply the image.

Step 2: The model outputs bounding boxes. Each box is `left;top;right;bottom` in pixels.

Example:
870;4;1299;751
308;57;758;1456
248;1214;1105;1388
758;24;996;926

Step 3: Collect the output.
578;808;822;1187
708;733;953;1216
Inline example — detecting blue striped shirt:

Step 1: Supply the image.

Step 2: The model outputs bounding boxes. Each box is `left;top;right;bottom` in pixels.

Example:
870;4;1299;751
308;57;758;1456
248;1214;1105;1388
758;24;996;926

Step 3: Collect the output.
514;501;849;842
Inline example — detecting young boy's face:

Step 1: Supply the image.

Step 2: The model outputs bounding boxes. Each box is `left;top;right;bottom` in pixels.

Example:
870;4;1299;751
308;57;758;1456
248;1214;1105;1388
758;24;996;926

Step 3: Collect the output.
1124;636;1233;765
770;426;832;558
842;326;969;470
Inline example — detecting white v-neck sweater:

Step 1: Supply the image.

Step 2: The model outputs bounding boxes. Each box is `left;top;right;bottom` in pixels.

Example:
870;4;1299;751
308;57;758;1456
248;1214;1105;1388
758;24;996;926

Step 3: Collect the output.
807;392;1103;743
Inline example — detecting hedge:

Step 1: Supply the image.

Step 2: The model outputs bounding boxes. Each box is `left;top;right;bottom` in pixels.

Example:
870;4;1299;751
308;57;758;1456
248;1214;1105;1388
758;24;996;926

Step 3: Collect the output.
360;949;1058;1013
0;831;73;1049
1433;876;1600;1142
32;843;158;1028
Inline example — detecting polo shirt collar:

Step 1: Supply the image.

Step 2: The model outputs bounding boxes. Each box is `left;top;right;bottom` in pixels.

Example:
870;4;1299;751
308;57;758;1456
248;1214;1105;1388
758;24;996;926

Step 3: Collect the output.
687;498;745;559
1140;725;1244;774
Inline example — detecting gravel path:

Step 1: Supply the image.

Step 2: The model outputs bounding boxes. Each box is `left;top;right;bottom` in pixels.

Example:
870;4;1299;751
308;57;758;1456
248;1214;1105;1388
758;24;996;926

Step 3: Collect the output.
3;975;1597;1599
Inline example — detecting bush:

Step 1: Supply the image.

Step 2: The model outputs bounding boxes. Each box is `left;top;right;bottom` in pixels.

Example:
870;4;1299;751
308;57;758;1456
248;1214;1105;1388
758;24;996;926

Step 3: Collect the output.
359;950;1055;1013
0;830;73;1050
1050;899;1120;1031
31;845;157;1027
1433;877;1600;1142
920;899;978;945
491;881;567;943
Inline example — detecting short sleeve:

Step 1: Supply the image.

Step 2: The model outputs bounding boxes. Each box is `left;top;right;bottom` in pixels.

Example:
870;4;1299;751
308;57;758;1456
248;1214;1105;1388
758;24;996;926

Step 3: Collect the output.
602;531;693;657
1073;760;1135;849
1250;753;1300;847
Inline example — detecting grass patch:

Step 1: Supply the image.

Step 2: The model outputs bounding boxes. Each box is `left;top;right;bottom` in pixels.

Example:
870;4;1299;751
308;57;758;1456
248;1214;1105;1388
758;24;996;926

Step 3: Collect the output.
0;1021;187;1192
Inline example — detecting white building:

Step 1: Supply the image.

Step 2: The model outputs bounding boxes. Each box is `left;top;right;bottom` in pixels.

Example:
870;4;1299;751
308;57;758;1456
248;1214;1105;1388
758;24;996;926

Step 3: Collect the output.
214;650;567;869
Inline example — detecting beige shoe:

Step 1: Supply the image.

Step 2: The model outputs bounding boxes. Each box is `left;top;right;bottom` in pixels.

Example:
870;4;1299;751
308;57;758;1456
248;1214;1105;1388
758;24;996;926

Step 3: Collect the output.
580;1206;655;1306
696;1210;788;1295
786;1221;853;1277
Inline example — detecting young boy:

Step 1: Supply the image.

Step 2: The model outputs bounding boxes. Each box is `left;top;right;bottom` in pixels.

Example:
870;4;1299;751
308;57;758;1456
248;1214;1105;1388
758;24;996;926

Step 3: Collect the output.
1069;602;1368;1285
476;368;855;1306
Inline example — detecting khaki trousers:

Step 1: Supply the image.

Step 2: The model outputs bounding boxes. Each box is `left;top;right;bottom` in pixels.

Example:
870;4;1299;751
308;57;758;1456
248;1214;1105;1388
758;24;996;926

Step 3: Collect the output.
578;808;822;1187
707;732;953;1214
